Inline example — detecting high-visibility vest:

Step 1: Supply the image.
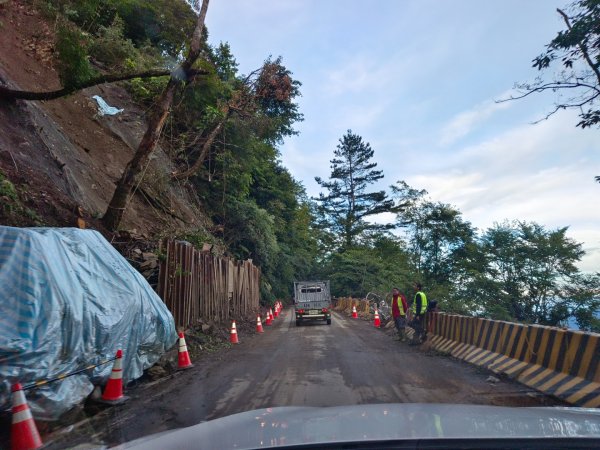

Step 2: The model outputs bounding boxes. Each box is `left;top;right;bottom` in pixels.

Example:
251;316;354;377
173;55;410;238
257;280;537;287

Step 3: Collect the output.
395;295;406;316
413;291;428;315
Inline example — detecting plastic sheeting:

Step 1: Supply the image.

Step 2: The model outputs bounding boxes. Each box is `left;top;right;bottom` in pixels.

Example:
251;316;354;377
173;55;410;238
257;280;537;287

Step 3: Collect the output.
92;95;124;116
0;226;177;420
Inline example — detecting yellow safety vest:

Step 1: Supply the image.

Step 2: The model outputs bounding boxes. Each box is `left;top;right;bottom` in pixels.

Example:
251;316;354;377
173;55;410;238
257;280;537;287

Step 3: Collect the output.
396;296;406;316
412;291;428;315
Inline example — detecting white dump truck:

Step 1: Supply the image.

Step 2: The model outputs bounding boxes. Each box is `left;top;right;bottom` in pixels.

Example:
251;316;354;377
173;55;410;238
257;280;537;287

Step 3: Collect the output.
294;280;332;326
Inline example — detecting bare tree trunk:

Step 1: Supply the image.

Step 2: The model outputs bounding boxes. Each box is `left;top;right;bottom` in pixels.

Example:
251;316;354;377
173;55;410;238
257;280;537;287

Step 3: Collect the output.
102;0;210;231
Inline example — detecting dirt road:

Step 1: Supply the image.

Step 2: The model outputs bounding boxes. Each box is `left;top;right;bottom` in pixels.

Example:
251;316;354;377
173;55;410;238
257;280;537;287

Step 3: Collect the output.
46;307;562;448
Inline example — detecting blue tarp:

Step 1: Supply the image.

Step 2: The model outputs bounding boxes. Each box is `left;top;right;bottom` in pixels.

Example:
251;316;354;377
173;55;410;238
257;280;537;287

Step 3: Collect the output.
0;226;177;420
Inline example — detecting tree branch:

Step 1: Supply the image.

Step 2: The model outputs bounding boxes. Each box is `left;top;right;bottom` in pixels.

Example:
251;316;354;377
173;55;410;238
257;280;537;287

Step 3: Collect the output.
0;68;208;101
530;92;600;123
557;8;600;87
171;111;229;180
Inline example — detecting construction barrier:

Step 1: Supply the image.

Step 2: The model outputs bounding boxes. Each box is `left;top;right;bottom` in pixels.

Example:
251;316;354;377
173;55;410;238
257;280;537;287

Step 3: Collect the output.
334;297;370;316
426;312;600;407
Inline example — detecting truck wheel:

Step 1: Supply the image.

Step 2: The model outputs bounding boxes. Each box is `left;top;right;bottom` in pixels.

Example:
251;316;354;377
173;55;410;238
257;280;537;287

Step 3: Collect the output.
296;320;301;326
327;319;332;325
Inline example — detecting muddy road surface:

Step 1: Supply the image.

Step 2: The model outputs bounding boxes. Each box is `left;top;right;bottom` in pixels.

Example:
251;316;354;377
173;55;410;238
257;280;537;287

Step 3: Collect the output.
46;307;563;448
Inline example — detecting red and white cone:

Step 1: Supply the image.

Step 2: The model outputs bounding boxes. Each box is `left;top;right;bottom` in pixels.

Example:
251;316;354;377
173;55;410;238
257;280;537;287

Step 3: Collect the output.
101;349;128;404
10;383;42;450
178;332;194;369
374;309;381;328
352;305;358;319
265;310;272;326
274;305;279;318
269;308;274;322
230;321;239;344
256;315;264;333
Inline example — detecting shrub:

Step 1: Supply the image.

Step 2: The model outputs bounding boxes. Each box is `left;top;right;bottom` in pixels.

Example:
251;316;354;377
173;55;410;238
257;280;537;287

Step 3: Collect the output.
55;23;95;89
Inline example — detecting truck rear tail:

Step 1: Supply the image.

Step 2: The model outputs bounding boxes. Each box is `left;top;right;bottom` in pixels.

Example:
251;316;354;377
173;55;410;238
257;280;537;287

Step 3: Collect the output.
294;281;331;326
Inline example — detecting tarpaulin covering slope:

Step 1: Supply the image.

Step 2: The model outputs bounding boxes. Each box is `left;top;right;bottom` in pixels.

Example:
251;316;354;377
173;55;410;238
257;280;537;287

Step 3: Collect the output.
0;226;177;420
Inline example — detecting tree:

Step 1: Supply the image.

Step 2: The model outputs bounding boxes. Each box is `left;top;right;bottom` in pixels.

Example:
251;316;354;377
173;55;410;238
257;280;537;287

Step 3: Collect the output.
502;1;600;128
171;57;303;181
476;221;597;327
102;0;210;231
314;130;394;250
0;70;199;101
321;233;413;298
398;197;477;312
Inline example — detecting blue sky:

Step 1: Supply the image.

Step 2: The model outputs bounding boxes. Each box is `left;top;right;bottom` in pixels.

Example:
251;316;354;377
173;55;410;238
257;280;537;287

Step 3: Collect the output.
205;0;600;272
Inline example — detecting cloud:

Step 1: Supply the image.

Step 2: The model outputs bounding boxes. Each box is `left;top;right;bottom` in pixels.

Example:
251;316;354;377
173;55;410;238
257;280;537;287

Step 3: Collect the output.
322;56;394;97
407;111;600;272
280;138;335;192
331;103;388;131
439;95;513;146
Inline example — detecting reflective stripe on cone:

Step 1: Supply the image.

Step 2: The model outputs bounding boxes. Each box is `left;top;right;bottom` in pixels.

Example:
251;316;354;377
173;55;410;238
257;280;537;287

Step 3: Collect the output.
11;383;42;450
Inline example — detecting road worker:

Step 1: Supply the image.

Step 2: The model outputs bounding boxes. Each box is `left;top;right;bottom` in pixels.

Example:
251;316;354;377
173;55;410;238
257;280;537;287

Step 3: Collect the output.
391;287;408;342
409;282;428;345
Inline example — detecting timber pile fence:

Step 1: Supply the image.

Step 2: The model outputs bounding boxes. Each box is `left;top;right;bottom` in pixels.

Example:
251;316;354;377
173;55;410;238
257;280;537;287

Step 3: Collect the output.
156;240;260;327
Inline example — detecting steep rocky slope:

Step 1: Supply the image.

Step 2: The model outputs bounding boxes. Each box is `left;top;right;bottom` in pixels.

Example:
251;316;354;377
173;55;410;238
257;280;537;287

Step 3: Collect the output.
0;0;211;237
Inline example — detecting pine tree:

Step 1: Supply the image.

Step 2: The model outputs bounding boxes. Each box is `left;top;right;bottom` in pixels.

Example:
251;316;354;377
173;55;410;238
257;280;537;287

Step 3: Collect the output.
315;130;394;250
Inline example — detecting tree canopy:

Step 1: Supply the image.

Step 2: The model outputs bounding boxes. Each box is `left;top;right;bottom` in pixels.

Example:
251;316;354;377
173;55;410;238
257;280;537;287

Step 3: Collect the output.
314;130;394;250
505;1;600;129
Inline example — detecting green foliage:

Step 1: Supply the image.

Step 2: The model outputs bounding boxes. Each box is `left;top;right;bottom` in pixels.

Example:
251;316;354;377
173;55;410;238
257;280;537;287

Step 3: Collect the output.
109;0;196;58
513;0;600;128
315;130;394;250
45;0;196;59
41;0;198;96
178;227;223;252
89;16;163;71
0;171;43;226
563;273;600;332
0;171;18;202
55;23;95;89
212;42;238;83
321;234;413;298
400;199;476;287
476;222;583;324
127;76;168;105
223;199;279;273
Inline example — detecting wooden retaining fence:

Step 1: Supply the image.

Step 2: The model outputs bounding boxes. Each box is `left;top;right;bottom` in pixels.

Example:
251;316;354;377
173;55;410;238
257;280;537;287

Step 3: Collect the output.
156;240;260;327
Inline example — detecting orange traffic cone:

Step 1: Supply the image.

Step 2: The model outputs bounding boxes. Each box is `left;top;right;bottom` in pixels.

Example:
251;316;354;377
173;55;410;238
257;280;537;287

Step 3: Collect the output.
101;349;128;404
10;383;42;450
352;305;358;319
178;332;194;369
274;306;279;318
230;321;239;344
269;308;274;322
265;310;272;326
256;315;264;333
374;309;381;328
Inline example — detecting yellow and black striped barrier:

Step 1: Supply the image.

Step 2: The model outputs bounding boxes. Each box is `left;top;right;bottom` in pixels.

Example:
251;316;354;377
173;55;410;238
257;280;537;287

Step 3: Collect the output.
426;313;600;408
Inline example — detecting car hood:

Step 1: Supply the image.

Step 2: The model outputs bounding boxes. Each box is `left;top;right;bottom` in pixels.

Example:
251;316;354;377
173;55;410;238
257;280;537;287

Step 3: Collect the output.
114;403;600;449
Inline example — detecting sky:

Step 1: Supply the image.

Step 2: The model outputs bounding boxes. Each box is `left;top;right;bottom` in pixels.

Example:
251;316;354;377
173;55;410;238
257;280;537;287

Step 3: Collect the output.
205;0;600;273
